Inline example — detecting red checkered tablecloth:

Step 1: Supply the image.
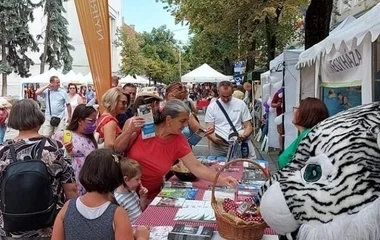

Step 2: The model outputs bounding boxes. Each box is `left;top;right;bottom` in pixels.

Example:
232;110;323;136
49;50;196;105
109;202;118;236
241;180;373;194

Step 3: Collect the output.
134;162;277;235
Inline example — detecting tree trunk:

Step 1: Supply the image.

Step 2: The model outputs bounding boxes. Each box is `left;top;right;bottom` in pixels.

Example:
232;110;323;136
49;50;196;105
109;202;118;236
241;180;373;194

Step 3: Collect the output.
265;17;276;69
305;0;333;49
246;39;256;72
223;58;233;75
2;44;7;96
40;7;51;74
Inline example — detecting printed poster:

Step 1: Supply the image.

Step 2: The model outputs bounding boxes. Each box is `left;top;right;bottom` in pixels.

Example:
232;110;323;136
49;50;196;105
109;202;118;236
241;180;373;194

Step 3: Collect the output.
322;86;362;116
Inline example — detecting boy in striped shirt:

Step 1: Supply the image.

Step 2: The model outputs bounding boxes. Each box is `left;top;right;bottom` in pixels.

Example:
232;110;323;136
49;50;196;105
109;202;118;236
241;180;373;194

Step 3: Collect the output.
115;159;148;223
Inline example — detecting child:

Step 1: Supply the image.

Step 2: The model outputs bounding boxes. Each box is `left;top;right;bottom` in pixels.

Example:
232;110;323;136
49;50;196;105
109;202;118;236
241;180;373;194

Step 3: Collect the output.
115;159;148;223
51;149;149;240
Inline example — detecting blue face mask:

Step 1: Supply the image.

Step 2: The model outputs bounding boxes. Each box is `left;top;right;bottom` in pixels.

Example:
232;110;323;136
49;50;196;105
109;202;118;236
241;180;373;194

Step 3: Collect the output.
83;121;96;134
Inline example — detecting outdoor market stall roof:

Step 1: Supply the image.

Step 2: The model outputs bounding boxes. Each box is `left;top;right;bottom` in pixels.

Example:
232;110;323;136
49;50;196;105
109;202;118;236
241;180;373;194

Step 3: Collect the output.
181;63;231;83
296;3;380;69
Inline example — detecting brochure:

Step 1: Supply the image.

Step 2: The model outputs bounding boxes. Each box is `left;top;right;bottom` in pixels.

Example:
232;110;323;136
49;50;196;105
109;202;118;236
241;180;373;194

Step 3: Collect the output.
182;200;212;208
164;181;193;188
150;197;185;207
187;128;207;146
138;104;155;139
168;224;214;240
202;190;235;201
148;226;173;240
174;208;216;221
158;188;198;200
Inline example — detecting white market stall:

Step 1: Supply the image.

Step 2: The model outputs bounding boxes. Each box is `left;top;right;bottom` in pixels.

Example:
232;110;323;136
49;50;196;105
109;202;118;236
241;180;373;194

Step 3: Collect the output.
119;75;149;85
297;3;380;115
261;49;303;150
181;63;231;83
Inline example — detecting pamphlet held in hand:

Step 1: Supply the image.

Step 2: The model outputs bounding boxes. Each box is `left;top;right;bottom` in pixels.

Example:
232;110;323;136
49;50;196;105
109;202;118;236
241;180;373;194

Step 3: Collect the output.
138;104;155;139
187;128;207;146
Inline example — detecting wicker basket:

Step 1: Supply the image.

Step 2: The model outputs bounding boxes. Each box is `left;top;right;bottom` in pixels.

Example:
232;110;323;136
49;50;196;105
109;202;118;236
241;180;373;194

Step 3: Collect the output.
211;158;270;240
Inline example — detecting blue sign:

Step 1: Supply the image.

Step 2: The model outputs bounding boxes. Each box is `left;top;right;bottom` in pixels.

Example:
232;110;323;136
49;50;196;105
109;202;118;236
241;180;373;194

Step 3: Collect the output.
233;61;246;85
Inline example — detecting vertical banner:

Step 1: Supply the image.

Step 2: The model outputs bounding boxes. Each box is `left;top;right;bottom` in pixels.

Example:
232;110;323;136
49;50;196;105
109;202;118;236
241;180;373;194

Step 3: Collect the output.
74;0;112;105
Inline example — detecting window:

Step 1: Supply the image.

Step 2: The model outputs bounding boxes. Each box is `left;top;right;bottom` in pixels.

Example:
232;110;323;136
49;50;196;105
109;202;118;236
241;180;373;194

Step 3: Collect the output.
374;39;380;102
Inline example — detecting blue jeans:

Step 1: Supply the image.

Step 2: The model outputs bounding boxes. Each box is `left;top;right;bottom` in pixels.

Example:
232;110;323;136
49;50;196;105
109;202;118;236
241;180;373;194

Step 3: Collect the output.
0;125;6;144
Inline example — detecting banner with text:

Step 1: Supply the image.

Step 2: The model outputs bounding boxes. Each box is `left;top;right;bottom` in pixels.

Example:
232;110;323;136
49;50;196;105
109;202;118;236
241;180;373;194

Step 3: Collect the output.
75;0;112;104
320;42;371;88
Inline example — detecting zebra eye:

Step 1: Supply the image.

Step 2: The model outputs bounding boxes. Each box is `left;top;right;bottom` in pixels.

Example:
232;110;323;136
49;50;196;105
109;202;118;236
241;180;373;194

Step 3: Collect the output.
303;164;322;182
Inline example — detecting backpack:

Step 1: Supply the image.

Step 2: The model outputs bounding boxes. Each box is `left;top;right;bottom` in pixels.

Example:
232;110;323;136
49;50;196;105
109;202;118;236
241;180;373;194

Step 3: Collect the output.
0;138;57;232
0;108;8;125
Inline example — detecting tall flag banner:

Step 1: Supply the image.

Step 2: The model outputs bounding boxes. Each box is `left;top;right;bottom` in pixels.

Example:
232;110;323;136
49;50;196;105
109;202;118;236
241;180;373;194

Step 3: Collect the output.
74;0;112;106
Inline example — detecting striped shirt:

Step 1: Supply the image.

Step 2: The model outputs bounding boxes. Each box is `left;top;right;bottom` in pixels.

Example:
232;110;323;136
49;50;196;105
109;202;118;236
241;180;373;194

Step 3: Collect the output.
114;190;142;223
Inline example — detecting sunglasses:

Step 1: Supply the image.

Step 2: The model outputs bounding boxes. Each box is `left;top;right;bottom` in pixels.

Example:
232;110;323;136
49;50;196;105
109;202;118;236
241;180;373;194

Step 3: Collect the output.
119;100;129;106
69;87;76;90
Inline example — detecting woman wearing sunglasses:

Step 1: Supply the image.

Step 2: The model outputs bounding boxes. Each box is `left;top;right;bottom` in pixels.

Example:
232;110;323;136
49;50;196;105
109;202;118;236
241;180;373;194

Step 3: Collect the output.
97;88;145;150
53;104;98;195
67;83;85;113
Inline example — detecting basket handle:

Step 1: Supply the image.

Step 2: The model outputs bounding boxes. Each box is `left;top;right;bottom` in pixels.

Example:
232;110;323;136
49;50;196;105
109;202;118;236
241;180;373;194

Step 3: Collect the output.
211;158;270;205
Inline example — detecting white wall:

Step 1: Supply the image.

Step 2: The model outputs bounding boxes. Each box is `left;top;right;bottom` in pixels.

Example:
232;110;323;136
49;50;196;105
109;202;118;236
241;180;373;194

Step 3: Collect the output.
334;0;380;23
3;0;122;98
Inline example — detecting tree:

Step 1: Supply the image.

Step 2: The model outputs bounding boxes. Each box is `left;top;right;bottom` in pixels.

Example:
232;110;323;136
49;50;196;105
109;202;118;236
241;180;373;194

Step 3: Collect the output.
38;0;74;74
0;0;41;96
115;28;146;76
160;0;308;70
304;0;333;49
140;25;186;84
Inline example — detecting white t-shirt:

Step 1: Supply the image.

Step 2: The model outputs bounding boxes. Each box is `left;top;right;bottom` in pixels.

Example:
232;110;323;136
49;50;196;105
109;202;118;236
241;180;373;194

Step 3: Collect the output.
205;97;252;141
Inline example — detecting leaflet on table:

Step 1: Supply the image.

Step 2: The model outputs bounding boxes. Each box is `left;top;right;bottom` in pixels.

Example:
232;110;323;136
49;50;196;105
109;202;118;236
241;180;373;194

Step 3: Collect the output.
138;104;155;139
164;181;193;188
168;224;214;240
150;197;186;207
182;200;212;208
174;208;216;221
202;190;235;201
158;188;198;200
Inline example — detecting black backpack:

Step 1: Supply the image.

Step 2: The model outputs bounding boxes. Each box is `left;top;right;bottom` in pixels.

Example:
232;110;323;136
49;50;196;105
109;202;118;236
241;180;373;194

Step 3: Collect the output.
0;138;57;232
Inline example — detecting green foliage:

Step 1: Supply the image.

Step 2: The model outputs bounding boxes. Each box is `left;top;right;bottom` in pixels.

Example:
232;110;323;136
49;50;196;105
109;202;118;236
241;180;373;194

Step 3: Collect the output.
118;25;187;85
115;28;145;76
159;0;308;71
39;0;74;73
0;0;41;95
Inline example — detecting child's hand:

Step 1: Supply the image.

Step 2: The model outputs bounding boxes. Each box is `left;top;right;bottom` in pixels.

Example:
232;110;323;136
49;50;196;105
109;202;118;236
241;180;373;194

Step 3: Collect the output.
139;186;148;199
63;142;73;153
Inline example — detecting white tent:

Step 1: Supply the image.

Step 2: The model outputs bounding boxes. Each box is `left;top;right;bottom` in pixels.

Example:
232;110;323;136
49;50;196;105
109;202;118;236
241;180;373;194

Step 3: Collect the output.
120;75;149;85
296;3;380;105
263;49;303;150
181;63;231;83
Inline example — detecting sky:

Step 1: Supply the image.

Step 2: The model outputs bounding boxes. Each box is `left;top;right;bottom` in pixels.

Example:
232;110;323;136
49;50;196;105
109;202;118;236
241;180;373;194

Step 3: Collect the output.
122;0;190;44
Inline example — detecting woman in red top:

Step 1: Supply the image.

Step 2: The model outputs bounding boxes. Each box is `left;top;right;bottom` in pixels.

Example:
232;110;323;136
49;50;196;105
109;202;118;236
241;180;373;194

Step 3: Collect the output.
96;87;144;150
115;99;238;201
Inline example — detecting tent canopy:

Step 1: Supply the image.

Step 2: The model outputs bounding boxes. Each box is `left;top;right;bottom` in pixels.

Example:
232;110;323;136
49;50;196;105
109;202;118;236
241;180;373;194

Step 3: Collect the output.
181;63;231;83
297;3;380;68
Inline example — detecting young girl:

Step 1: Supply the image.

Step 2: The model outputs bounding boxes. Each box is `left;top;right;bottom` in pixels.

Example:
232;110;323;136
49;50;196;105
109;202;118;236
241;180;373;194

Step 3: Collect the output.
51;149;149;240
115;159;148;223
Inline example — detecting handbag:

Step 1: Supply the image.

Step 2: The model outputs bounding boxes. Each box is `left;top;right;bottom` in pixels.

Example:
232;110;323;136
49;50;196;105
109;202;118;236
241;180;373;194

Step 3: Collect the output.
48;90;61;127
216;100;252;158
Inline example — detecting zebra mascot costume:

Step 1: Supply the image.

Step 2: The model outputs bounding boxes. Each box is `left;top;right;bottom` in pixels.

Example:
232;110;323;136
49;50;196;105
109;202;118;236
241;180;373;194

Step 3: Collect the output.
260;102;380;240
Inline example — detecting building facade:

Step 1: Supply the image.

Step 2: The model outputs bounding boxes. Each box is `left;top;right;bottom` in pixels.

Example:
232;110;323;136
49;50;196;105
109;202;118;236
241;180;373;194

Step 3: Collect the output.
332;0;380;25
4;0;123;97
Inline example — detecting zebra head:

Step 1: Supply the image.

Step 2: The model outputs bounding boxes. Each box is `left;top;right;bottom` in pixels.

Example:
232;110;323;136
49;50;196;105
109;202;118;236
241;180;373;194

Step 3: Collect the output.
260;102;380;238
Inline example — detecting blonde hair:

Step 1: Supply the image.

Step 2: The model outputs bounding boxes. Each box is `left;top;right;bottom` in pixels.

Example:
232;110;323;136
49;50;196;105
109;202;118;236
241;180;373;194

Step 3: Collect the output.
101;87;130;113
120;159;142;179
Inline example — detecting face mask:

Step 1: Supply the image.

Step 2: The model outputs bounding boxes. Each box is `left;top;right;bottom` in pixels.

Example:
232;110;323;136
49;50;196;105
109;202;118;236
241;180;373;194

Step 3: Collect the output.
83;121;96;134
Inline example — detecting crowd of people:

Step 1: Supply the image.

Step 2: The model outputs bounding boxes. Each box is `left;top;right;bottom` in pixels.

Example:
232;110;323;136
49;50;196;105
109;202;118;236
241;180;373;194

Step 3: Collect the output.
0;76;251;239
0;74;330;239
